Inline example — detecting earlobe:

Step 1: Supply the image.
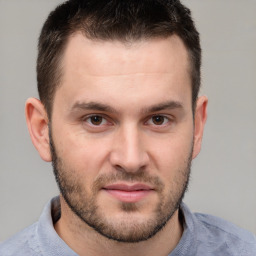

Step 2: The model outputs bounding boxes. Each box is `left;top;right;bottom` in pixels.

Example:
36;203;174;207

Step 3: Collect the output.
25;98;52;162
192;96;208;159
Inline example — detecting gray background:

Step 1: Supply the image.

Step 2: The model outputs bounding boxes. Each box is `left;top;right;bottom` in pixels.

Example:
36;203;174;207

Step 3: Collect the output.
0;0;255;241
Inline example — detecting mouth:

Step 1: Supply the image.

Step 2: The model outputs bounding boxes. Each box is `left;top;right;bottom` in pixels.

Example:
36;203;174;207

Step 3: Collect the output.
102;183;154;203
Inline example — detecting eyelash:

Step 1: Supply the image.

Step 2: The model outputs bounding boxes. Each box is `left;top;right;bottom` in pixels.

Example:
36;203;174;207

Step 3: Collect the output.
82;114;173;129
145;115;170;126
83;115;110;127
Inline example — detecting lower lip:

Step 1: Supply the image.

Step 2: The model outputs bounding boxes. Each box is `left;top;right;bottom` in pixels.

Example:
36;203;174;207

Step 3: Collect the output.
103;189;153;203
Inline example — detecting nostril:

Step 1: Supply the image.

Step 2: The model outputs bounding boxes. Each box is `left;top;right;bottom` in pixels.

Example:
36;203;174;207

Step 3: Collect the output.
114;165;125;172
113;165;148;177
109;129;149;172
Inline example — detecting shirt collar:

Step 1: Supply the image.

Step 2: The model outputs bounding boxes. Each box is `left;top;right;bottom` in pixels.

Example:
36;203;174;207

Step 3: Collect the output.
36;197;197;256
37;196;78;256
168;202;198;256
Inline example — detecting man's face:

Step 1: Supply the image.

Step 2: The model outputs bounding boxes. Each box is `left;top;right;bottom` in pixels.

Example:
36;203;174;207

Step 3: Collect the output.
50;34;195;242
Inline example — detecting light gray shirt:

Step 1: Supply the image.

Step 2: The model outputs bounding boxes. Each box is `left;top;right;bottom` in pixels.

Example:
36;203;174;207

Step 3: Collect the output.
1;197;256;256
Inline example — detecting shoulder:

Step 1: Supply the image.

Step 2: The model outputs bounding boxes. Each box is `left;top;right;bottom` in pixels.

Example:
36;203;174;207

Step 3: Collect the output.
0;222;42;256
194;212;256;256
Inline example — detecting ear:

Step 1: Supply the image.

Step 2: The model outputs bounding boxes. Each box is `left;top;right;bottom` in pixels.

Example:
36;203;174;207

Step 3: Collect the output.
192;96;208;159
25;98;52;162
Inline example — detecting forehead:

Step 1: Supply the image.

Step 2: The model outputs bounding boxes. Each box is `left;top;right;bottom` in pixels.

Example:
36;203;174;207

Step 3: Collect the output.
54;33;191;114
62;33;190;77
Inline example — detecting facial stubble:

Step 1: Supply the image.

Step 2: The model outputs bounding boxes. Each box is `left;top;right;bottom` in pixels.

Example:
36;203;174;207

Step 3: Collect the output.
49;129;192;243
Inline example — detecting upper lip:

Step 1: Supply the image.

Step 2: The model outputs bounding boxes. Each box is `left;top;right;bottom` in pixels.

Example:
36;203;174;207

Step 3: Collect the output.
103;183;154;191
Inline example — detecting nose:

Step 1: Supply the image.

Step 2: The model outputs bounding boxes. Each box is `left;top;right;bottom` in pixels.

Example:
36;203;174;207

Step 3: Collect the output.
109;125;149;173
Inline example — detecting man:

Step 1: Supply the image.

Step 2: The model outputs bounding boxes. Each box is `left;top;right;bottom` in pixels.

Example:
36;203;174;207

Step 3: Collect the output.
1;0;255;255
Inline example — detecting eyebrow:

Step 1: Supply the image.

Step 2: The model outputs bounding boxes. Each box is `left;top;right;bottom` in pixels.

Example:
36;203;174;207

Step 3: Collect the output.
70;102;117;113
70;100;183;114
142;100;184;113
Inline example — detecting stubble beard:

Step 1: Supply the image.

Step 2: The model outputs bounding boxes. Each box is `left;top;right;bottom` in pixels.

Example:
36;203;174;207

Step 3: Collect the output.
49;131;192;243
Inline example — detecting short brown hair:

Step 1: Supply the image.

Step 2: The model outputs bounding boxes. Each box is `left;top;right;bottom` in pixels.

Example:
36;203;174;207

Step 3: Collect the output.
37;0;201;117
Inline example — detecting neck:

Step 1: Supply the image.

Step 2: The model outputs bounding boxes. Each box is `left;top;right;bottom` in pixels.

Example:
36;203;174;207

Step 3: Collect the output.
54;197;183;256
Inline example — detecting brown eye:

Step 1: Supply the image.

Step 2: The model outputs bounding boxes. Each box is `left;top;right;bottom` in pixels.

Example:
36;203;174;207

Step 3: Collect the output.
88;115;104;126
152;115;166;125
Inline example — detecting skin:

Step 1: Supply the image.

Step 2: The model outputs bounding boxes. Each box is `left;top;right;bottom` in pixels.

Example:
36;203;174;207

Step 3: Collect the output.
25;34;207;256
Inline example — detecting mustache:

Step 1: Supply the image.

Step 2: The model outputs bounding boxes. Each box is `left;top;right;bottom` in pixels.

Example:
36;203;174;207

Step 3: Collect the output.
93;170;164;193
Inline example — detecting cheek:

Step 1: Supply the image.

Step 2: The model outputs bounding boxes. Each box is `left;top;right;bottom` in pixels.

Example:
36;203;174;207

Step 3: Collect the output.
151;137;192;197
149;132;193;169
55;133;112;180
